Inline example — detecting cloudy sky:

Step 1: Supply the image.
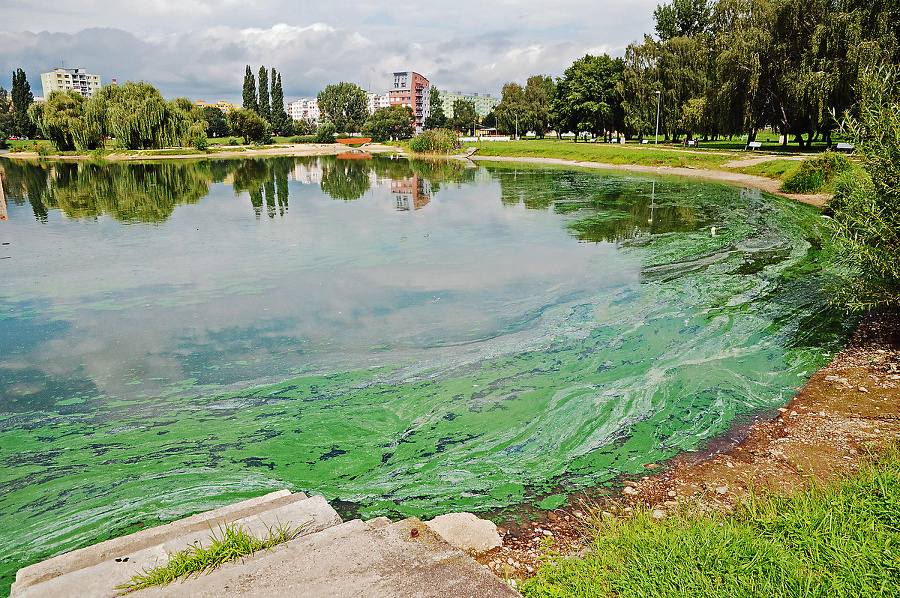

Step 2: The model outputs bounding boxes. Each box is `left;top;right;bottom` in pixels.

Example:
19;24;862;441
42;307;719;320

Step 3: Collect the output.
1;0;658;103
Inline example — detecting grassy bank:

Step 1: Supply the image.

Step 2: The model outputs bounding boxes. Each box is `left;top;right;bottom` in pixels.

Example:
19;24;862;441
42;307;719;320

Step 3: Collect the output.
521;442;900;598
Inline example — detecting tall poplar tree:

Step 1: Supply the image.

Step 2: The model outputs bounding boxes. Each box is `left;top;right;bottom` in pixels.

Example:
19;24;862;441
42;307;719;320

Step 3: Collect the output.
11;68;35;138
270;70;287;134
258;66;270;122
242;65;257;113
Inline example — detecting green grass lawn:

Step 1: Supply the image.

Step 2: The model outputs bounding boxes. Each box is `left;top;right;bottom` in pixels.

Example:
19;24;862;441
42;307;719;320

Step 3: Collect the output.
521;442;900;598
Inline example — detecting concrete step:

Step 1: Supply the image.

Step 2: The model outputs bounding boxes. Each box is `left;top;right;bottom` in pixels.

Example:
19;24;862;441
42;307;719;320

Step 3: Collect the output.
126;516;520;598
11;490;339;597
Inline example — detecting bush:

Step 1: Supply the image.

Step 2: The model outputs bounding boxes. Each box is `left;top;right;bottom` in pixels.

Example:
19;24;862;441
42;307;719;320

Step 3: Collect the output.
289;135;316;144
825;65;900;311
227;138;241;146
315;122;336;144
409;128;459;154
781;150;853;193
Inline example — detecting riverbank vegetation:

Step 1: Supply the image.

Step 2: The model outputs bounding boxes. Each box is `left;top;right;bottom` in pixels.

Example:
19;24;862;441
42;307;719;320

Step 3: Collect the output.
521;441;900;598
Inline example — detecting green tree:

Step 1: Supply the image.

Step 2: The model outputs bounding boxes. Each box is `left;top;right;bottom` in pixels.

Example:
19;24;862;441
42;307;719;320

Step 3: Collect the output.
524;75;555;138
620;37;661;140
228;107;268;144
654;0;713;40
827;65;900;310
448;99;476;135
28;90;84;151
362;104;415;141
316;82;368;134
552;54;625;141
243;65;257;113
11;68;35;138
0;86;14;143
258;66;270;122
320;158;371;201
202;106;230;138
423;87;447;129
105;82;184;149
270;70;289;135
496;82;525;136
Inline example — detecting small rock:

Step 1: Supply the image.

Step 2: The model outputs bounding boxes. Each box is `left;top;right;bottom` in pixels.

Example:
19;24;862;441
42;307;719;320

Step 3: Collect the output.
790;411;798;416
652;509;666;519
624;480;637;487
542;530;553;537
716;486;729;495
859;386;869;393
667;490;677;497
825;375;839;382
623;486;639;495
778;407;788;413
425;512;503;556
889;375;900;381
643;463;660;469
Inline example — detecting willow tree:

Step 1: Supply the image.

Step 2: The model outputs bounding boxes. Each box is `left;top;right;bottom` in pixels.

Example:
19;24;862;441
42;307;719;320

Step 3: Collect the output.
104;82;181;149
28;90;84;151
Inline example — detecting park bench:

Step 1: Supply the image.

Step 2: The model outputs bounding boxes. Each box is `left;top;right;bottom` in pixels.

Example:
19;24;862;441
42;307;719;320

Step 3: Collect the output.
745;141;762;150
687;140;696;147
835;142;854;153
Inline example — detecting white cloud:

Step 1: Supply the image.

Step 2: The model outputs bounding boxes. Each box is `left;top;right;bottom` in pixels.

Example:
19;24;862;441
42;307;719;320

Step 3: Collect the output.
1;1;657;102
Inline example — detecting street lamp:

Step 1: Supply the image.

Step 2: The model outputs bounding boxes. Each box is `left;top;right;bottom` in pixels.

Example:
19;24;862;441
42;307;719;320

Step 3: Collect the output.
654;90;661;145
515;113;518;140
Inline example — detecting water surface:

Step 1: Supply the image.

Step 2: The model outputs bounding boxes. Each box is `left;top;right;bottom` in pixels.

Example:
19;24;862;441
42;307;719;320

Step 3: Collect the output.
0;155;845;592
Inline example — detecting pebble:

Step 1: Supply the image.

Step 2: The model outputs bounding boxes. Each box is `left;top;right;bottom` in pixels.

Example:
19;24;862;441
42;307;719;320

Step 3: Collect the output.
667;490;677;497
859;386;869;393
623;486;639;495
652;509;666;519
643;463;660;469
716;486;729;495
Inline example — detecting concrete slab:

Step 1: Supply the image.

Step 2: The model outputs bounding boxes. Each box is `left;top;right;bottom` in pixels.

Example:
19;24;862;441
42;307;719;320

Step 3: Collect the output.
425;512;503;556
126;517;521;598
11;491;341;598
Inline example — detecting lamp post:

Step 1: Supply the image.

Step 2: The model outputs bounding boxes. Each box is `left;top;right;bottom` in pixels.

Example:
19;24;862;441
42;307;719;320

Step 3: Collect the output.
654;90;661;145
515;113;518;140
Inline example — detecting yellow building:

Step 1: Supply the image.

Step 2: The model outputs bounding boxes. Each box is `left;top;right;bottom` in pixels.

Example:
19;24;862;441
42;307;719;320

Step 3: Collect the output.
194;100;239;113
40;68;102;99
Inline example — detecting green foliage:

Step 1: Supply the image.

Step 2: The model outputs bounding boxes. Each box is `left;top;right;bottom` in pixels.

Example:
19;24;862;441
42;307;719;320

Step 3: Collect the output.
258;66;270;123
424;87;447;130
227;108;268;144
781;150;852;193
202;106;230;138
320;159;372;201
654;0;713;40
117;520;304;592
523;442;900;598
552;54;625;140
28;90;84;151
408;128;459;154
316;82;368;134
824;64;900;311
362;104;415;142
314;121;337;144
448;99;477;135
269;71;289;135
242;65;257;113
11;68;35;138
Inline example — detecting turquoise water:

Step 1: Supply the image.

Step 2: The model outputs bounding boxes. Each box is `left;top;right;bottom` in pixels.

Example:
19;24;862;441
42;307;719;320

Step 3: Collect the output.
0;156;846;593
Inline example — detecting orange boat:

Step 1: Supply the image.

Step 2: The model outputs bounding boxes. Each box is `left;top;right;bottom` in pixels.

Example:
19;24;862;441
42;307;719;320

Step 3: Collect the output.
336;152;372;160
336;138;372;146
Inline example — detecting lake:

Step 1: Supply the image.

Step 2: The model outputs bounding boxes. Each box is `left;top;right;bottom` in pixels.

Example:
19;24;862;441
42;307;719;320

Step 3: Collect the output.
0;154;847;592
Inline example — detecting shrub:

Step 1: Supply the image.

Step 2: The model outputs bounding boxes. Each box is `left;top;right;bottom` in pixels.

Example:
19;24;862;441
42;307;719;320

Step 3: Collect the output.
781;150;853;194
825;64;900;311
315;121;336;144
409;128;459;154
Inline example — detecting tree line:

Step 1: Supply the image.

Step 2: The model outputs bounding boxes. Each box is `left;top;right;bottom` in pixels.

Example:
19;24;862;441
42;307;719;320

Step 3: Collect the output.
488;0;899;147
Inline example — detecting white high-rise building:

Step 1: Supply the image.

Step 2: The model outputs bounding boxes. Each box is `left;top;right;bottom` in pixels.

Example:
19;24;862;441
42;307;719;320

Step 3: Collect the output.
40;68;102;99
287;98;320;121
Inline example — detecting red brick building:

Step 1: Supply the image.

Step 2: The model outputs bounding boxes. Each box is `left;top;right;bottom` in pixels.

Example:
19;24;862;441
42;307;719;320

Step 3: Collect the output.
388;71;430;133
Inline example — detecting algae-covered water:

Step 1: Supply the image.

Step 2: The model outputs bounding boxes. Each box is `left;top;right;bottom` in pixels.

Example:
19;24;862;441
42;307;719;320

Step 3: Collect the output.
0;155;846;592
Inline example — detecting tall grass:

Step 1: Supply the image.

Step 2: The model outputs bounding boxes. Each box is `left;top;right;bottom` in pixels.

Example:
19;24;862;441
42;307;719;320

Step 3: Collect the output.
522;442;900;598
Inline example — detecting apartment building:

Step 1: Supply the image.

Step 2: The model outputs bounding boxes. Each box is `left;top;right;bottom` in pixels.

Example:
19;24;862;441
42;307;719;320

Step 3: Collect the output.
389;71;430;132
287;98;321;122
367;91;391;114
440;91;500;118
40;68;102;99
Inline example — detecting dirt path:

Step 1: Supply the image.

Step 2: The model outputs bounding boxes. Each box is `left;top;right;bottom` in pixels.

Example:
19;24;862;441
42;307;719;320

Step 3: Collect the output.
469;155;828;207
